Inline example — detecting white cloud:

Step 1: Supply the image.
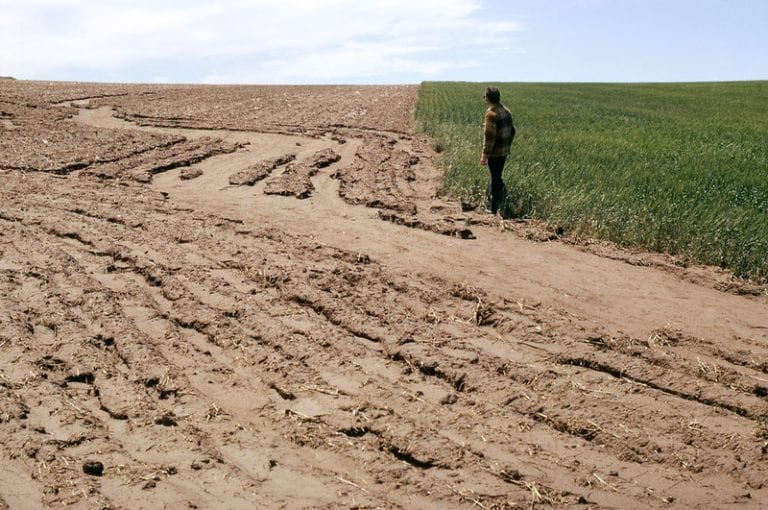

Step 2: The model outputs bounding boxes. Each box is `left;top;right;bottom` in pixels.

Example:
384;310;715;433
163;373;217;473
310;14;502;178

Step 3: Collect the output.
0;0;523;83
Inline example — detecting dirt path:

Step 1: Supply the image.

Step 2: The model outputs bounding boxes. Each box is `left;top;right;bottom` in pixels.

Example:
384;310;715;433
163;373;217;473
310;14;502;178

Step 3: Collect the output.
1;82;767;510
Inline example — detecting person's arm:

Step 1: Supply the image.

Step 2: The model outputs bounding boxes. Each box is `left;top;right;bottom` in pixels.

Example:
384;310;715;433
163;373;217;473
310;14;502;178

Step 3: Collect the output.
480;109;496;165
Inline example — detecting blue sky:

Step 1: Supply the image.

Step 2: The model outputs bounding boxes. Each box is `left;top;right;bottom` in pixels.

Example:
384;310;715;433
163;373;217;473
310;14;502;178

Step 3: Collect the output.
1;0;766;84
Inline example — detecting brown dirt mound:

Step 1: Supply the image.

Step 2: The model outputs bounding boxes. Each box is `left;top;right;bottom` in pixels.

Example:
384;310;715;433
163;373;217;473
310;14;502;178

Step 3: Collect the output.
264;149;341;199
229;153;296;186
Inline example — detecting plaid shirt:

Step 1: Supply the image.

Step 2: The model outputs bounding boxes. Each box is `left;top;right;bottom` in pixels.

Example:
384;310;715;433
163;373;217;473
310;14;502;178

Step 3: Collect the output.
482;104;515;157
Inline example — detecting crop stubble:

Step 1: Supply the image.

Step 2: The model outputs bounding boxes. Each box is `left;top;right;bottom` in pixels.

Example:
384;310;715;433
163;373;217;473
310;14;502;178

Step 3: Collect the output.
1;81;768;509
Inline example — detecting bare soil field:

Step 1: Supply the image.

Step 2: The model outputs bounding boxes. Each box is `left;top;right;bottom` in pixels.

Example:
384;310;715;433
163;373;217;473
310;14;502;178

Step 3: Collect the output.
1;80;768;509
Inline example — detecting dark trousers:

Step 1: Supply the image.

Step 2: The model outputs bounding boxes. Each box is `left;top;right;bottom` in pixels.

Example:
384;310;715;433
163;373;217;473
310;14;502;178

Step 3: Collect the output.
487;155;507;214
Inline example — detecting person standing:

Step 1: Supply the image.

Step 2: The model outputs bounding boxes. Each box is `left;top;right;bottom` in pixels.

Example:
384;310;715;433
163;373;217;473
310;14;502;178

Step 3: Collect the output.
480;86;516;215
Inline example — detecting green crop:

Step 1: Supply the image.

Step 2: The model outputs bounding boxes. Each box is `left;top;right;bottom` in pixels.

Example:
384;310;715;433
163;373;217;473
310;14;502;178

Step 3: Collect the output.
416;81;768;282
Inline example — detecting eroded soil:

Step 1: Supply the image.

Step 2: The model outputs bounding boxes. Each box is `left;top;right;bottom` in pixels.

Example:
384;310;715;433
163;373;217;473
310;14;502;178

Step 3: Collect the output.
1;80;768;509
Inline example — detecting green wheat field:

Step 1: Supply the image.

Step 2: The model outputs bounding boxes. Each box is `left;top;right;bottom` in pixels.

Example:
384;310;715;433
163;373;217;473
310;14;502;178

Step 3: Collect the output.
416;81;768;282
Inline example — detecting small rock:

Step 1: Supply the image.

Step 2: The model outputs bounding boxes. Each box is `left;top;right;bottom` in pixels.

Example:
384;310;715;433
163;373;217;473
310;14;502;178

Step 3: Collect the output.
83;460;104;476
155;414;178;427
179;168;203;181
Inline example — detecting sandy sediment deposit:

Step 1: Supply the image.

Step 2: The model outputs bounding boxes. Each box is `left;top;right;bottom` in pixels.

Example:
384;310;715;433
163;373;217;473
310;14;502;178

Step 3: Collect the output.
1;80;767;509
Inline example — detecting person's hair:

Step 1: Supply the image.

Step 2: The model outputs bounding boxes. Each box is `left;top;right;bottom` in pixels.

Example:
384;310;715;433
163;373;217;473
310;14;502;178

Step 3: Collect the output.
485;86;501;104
